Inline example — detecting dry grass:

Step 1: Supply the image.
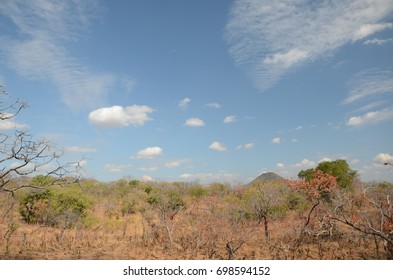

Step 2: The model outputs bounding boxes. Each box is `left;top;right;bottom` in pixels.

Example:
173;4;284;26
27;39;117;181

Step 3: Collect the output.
0;192;386;260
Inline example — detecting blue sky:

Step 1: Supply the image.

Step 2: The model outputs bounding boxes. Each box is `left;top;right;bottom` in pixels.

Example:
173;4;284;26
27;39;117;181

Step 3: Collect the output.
1;0;393;183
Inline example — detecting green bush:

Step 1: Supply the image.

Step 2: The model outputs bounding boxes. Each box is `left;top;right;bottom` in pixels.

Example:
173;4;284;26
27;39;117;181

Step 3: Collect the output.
121;199;136;216
19;185;93;228
187;185;208;199
286;191;308;212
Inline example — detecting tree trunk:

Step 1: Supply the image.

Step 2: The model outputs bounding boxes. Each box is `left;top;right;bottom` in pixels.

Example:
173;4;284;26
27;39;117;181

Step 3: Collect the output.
263;215;269;241
301;201;320;236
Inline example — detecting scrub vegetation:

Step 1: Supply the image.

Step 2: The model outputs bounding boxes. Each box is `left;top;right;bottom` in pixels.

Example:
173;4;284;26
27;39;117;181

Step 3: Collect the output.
0;175;392;260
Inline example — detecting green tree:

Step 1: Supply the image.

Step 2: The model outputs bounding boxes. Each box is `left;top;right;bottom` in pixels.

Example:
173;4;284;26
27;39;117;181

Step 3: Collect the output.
298;159;357;190
242;181;287;240
19;185;93;228
147;188;185;246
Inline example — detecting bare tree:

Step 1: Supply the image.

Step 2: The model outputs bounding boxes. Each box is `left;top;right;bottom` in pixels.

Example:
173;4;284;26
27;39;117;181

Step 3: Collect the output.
0;86;82;195
332;183;393;258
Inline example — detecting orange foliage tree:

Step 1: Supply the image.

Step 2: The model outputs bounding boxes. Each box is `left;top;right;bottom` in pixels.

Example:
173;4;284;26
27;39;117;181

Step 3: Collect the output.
287;170;339;235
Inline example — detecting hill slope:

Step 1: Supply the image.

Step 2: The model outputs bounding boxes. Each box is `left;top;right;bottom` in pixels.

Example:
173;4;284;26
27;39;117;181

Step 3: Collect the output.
248;172;284;185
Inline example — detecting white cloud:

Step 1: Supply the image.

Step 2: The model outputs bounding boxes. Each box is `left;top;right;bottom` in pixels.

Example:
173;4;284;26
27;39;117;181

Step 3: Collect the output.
180;173;194;179
178;97;191;110
373;153;393;164
88;105;154;128
342;70;393;105
223;115;236;124
209;141;227;152
135;146;163;159
276;163;285;169
0;0;124;111
243;143;254;149
319;157;332;163
0;119;29;130
263;48;309;69
226;0;393;91
184;118;205;127
294;159;317;169
65;146;96;153
272;137;281;144
77;159;87;168
357;153;393;181
140;175;154;182
346;109;393;127
291;138;299;143
205;102;222;109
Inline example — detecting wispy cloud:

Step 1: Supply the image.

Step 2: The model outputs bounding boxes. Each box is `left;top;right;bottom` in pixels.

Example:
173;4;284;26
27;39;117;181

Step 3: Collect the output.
237;142;254;150
88;105;154;128
65;146;97;153
342;69;393;105
226;0;393;91
139;166;158;172
178;97;191;110
0;0;130;111
347;100;388;115
165;161;181;168
205;102;222;109
223;115;236;124
342;69;393;127
104;163;132;173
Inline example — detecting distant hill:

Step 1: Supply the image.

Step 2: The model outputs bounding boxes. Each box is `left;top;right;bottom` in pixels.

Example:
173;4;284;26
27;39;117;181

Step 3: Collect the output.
248;172;285;186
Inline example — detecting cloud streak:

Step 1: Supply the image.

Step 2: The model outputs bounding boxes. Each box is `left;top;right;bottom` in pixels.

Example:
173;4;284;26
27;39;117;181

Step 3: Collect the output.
226;0;393;91
343;69;393;105
343;69;393;127
0;0;129;111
